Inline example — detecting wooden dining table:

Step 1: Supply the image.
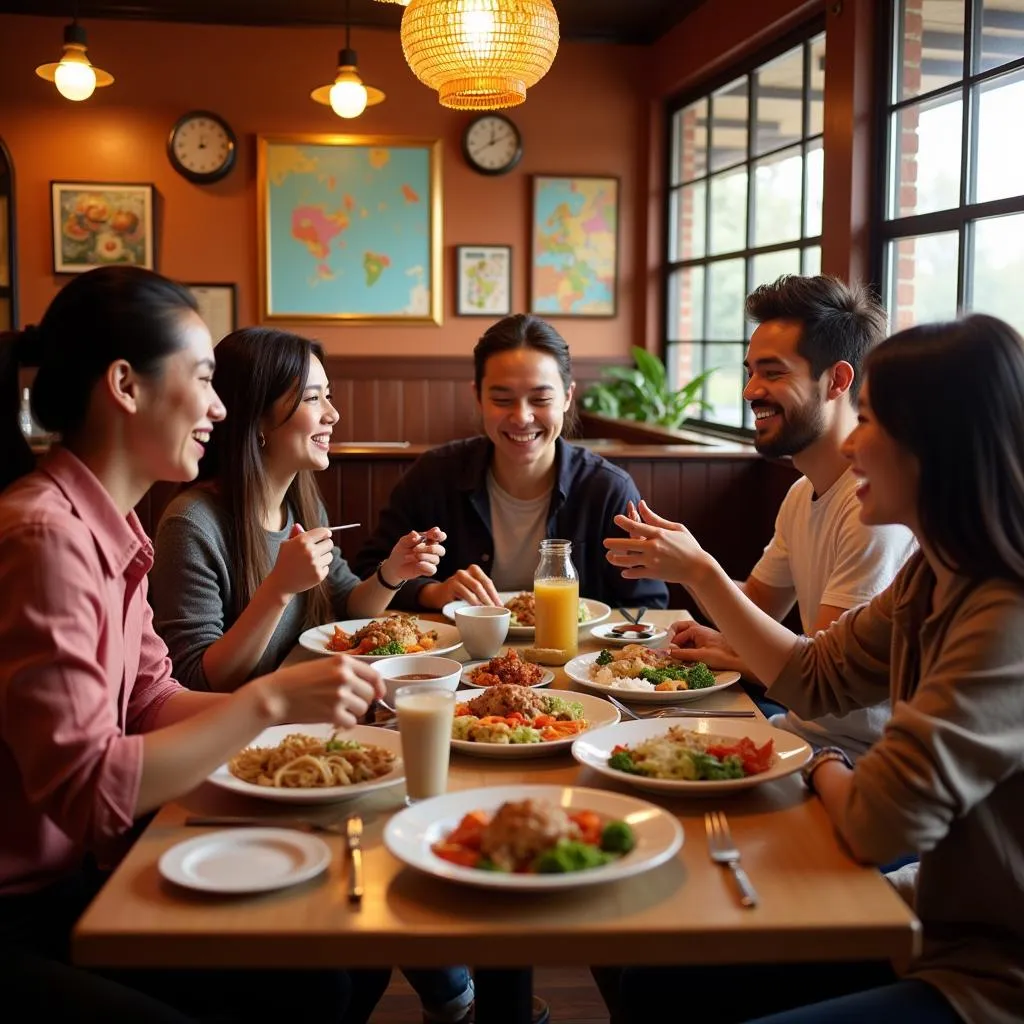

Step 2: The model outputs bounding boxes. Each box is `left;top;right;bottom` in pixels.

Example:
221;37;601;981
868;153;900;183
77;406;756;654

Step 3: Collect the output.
73;609;921;1023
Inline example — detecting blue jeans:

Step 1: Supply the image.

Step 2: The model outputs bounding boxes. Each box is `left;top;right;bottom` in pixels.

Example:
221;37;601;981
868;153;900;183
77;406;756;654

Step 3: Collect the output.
403;967;474;1020
748;979;959;1023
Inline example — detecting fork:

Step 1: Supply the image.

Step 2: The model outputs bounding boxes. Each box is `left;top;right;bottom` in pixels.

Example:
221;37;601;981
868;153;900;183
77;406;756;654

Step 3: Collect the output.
346;815;364;904
705;810;758;908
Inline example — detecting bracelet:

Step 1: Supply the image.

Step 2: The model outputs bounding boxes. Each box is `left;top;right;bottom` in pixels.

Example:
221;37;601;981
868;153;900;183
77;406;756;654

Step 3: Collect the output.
800;746;853;797
375;561;405;591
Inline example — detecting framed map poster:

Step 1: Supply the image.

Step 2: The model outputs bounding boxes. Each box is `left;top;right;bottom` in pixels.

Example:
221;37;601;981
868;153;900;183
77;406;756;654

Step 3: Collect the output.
456;244;511;316
529;175;618;318
257;134;443;325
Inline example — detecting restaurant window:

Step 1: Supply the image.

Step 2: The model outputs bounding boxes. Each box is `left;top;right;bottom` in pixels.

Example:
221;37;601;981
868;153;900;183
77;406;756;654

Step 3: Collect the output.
880;0;1024;333
665;25;826;432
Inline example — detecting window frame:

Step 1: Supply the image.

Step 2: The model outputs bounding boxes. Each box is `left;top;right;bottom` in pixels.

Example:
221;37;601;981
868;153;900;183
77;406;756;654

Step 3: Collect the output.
662;15;827;437
874;0;1024;319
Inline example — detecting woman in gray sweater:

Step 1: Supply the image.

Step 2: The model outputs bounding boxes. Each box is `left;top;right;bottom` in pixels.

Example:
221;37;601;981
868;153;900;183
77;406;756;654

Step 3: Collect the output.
603;314;1024;1024
150;327;444;694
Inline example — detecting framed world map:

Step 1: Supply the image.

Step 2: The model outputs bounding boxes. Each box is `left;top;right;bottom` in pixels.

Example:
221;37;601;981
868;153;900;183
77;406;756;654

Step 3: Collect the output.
257;134;442;324
529;175;619;318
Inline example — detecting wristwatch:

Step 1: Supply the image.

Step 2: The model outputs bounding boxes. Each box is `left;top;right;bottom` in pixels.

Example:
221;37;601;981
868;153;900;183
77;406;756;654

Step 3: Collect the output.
801;745;854;796
375;561;405;591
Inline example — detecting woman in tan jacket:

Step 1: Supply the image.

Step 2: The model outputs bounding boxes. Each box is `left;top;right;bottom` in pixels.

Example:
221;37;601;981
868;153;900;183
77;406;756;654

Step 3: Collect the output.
603;314;1024;1024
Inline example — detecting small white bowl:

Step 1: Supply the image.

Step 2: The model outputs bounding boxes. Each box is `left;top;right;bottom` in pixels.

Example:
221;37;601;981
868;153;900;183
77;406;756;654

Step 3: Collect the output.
374;655;463;706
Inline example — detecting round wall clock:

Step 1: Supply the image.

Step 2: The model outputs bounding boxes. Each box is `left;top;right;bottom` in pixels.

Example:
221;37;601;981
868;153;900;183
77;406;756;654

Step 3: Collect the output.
462;113;523;176
167;110;237;184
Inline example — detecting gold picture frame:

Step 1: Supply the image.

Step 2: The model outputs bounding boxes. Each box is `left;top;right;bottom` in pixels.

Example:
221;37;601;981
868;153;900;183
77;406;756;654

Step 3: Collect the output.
257;134;443;325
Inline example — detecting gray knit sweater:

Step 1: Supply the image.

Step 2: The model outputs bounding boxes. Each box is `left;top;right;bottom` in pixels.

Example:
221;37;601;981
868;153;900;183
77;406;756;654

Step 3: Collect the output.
149;488;361;690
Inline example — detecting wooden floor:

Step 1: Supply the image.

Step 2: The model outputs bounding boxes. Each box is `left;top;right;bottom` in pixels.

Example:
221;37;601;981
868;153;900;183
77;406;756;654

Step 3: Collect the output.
372;967;609;1023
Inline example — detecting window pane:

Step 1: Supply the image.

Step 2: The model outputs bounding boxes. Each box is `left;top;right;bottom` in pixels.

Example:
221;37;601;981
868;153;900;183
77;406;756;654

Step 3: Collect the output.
706;258;746;340
667;266;706;342
752;249;801;290
673;97;708;186
802;245;822;275
705;344;746;427
710;78;748;173
888;93;962;218
753;145;803;246
886;232;959;331
708;168;748;255
668;342;706;391
977;0;1024;74
971;212;1024;333
669;181;707;261
975;68;1024;203
753;45;804;157
805;138;824;237
898;0;965;102
808;33;825;136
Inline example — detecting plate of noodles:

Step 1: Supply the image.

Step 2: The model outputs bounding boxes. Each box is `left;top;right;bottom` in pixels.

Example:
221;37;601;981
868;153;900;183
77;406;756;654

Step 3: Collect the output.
298;615;463;661
442;591;611;637
208;724;405;804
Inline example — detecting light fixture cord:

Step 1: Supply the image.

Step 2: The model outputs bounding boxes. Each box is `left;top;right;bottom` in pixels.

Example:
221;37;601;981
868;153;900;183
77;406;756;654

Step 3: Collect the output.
345;0;351;49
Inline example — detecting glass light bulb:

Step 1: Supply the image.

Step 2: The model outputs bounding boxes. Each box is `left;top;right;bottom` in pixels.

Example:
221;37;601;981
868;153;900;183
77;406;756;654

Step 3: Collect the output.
460;6;496;61
54;59;96;101
330;78;368;118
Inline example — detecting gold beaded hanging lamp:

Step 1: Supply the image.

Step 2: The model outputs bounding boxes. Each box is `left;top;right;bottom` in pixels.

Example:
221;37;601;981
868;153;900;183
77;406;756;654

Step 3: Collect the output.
400;0;559;110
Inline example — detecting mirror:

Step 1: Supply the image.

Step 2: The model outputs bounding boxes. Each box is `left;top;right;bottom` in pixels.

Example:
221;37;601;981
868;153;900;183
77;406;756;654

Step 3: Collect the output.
0;137;17;331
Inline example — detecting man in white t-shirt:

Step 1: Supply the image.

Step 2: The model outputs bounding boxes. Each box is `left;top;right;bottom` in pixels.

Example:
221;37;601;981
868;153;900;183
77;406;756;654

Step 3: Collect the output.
671;274;916;759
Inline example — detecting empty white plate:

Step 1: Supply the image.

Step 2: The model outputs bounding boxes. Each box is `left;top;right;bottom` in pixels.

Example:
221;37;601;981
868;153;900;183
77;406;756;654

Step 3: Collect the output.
159;828;331;894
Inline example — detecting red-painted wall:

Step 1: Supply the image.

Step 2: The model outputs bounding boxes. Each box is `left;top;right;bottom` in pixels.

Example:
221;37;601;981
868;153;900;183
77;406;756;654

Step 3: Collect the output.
0;14;648;359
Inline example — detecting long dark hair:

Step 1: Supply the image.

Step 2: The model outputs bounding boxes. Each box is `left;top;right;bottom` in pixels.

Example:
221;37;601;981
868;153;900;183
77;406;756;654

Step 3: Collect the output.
472;313;578;435
866;313;1024;585
0;266;198;493
196;327;332;627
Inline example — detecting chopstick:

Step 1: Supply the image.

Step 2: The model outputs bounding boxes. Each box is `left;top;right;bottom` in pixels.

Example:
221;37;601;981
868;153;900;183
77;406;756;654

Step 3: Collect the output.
327;523;361;533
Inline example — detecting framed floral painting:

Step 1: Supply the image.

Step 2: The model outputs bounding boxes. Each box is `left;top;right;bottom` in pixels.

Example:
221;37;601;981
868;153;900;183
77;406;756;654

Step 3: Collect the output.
51;181;155;274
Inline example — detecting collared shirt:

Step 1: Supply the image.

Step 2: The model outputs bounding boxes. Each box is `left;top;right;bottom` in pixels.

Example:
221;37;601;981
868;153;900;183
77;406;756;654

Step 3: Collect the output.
353;436;669;611
0;448;182;894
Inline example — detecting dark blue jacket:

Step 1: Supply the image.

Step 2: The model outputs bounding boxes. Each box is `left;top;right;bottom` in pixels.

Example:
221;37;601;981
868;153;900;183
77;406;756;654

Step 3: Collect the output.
353;436;668;611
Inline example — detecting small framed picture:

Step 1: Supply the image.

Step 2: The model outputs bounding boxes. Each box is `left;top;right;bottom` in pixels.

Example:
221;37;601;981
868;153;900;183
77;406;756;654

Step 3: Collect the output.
184;283;237;344
456;244;512;316
51;181;155;274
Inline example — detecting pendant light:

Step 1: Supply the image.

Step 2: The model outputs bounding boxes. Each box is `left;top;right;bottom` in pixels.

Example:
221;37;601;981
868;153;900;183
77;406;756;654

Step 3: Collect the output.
400;0;559;110
311;0;386;119
35;18;114;102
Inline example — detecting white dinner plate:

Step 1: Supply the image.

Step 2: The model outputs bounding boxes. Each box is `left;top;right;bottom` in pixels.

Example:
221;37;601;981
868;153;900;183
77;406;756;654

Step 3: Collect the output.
384;784;683;891
442;592;611;637
208;723;404;805
564;651;741;704
298;617;463;661
450;688;620;759
460;657;555;689
589;623;669;647
572;717;813;796
159;828;331;894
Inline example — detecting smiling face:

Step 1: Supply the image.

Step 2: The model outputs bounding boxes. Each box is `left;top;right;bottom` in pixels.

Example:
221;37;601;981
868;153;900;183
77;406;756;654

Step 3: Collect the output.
132;310;226;482
843;379;920;531
260;355;338;475
477;347;574;476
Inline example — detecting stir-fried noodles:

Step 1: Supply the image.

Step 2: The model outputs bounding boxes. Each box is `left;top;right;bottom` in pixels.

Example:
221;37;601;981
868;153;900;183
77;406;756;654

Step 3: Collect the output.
228;733;396;788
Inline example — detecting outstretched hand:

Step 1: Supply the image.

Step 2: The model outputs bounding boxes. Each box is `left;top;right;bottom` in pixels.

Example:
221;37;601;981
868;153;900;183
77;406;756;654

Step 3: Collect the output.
604;499;709;585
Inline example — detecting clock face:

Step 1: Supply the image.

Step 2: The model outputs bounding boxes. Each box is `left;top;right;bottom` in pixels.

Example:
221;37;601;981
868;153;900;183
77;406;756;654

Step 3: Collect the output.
168;112;236;183
463;114;523;176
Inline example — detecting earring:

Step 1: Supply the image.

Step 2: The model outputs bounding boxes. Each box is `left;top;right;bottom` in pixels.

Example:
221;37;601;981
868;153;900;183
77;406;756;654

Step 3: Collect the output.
257;432;266;448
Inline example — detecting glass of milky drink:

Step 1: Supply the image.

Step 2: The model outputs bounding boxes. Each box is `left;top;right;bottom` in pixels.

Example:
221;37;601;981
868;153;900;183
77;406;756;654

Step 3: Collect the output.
394;684;456;805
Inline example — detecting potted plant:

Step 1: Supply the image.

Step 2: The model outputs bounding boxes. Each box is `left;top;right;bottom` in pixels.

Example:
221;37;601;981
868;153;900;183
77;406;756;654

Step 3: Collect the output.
580;346;716;429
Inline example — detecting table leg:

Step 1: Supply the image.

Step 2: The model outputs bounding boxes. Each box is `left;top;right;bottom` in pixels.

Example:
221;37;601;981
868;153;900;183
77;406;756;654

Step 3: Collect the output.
473;967;534;1024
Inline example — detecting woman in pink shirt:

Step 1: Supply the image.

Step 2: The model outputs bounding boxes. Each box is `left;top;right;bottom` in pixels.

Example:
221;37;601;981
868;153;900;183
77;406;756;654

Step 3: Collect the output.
0;267;390;1022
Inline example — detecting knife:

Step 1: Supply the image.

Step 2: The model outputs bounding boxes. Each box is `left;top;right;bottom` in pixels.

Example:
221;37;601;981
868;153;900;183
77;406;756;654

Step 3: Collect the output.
346;815;364;904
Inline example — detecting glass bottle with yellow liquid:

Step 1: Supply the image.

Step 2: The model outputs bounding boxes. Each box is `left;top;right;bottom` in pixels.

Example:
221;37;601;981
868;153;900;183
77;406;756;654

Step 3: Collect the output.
533;539;579;660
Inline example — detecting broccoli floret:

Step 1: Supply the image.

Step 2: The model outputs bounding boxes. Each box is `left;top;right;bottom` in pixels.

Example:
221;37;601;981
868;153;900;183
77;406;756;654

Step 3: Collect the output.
637;664;690;685
324;738;360;752
542;695;585;720
685;662;718;690
534;840;613;874
608;750;640;774
690;752;745;780
508;725;542;744
599;820;636;854
367;640;405;656
477;858;505;872
596;649;613;666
